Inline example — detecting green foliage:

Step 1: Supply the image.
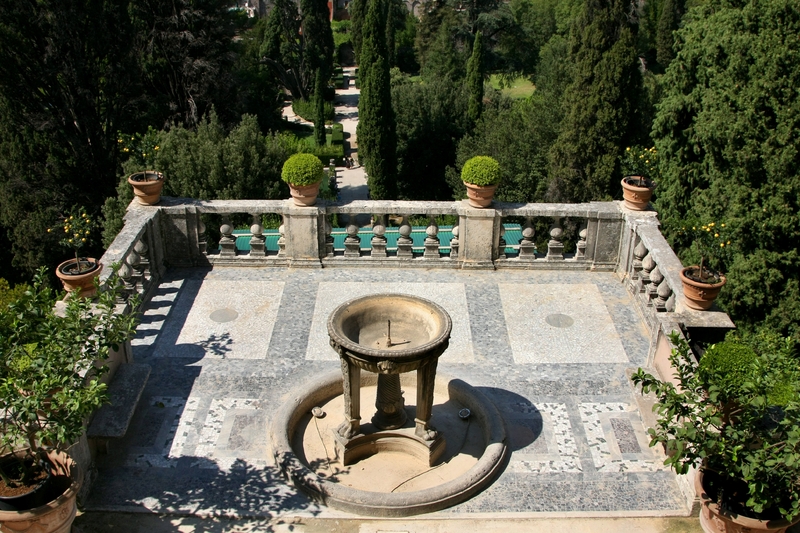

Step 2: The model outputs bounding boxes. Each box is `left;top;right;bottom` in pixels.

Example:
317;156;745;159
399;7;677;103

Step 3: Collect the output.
0;268;138;478
292;99;335;123
466;32;485;125
652;0;800;340
0;279;28;312
419;14;465;81
314;70;327;147
461;156;501;186
621;146;660;183
632;331;800;521
656;0;680;67
393;76;471;200
670;220;733;280
357;0;398;199
0;0;139;276
261;0;334;100
452;93;558;202
281;153;324;186
548;0;643;203
697;341;758;404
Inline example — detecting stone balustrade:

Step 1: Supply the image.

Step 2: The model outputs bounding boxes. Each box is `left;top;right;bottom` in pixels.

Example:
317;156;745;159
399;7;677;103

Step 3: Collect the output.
99;197;734;355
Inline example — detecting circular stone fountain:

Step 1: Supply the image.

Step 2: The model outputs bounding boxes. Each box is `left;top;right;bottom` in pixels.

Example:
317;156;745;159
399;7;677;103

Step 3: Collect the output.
270;294;507;516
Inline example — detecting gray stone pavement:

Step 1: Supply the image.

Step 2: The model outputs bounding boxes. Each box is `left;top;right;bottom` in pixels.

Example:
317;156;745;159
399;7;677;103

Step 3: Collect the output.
80;266;695;528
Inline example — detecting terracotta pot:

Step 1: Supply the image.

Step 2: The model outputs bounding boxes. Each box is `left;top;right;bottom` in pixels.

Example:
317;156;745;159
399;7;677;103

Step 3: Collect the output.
288;180;322;207
464;182;498;208
621;177;655;210
0;451;80;533
0;453;53;511
128;171;165;205
696;469;797;533
55;258;102;298
680;266;726;311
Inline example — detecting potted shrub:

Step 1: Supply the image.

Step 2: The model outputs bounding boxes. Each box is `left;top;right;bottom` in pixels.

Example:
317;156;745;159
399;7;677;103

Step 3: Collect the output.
461;156;501;208
282;153;324;207
632;332;800;533
0;267;137;531
48;207;102;298
127;170;165;205
621;146;658;210
674;220;732;310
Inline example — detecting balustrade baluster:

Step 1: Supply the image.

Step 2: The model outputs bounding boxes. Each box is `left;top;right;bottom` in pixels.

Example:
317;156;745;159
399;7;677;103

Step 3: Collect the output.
575;227;587;260
546;217;564;260
423;216;440;259
250;215;265;256
631;240;647;280
648;265;663;307
449;225;459;259
639;253;655;294
325;218;334;258
371;216;387;258
126;248;142;293
198;218;208;255
134;239;150;280
277;221;286;257
219;218;236;257
518;218;536;260
344;224;361;257
655;277;672;312
397;217;413;259
498;225;507;260
117;258;135;303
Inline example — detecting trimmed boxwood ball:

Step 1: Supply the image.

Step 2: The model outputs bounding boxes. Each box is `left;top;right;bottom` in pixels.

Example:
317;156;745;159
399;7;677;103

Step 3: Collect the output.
282;153;324;186
461;156;501;186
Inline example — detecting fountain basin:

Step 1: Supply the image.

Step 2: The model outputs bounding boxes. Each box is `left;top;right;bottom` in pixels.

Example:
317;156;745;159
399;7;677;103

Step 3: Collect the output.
270;370;507;517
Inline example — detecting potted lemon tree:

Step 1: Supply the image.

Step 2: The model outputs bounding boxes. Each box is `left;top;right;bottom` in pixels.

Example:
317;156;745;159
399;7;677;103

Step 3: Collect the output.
621;146;658;210
672;220;732;310
0;268;137;531
49;208;102;298
632;332;800;533
461;156;501;208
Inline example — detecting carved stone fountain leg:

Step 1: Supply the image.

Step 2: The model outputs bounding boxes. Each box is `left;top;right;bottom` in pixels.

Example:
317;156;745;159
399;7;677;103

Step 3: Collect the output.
414;359;439;440
337;357;361;439
373;373;407;429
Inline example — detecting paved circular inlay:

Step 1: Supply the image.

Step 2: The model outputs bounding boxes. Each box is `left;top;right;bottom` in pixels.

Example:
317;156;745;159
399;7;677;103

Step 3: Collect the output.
545;313;574;328
209;308;239;323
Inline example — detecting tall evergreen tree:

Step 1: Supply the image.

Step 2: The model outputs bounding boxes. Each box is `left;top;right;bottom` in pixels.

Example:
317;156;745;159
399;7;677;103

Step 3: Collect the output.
0;0;139;278
314;69;327;146
349;0;367;61
301;0;335;81
466;31;485;125
652;0;800;340
656;0;680;68
357;0;398;199
547;0;642;202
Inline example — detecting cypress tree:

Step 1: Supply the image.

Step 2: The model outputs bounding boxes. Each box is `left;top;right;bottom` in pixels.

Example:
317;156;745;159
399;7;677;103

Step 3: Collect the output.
356;0;398;199
548;0;641;202
314;69;326;146
656;0;680;68
301;0;335;81
466;31;484;125
349;0;367;62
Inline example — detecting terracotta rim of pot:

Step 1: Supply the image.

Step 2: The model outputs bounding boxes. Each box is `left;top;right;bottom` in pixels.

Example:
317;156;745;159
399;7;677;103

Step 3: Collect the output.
695;468;797;532
621;177;655;210
288;180;322;207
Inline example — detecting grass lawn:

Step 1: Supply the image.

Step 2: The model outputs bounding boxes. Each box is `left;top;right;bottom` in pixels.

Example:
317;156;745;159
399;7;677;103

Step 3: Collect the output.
489;75;535;99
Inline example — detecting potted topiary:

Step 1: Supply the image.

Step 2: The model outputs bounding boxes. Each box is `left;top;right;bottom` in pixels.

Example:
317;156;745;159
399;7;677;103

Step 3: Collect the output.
632;332;800;533
49;207;102;298
673;220;732;310
621;146;658;210
127;170;165;206
0;267;137;532
282;153;325;207
461;156;501;208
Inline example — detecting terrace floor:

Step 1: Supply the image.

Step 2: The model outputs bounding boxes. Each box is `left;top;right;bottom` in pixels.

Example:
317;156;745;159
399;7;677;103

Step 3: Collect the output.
80;265;694;527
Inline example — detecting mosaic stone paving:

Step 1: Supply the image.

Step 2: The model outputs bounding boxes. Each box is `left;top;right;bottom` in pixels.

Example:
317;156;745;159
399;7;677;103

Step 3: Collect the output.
89;267;688;518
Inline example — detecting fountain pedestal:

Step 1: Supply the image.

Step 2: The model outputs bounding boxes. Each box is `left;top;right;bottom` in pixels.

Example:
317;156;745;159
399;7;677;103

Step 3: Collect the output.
328;294;452;466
